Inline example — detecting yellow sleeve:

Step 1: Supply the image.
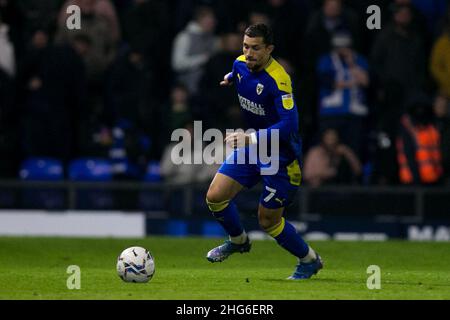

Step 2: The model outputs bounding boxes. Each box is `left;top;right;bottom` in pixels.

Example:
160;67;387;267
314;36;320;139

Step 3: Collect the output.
430;36;450;96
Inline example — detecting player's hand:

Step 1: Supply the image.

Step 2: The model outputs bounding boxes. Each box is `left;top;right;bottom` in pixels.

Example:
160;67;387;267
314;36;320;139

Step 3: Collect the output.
224;132;250;149
220;73;233;86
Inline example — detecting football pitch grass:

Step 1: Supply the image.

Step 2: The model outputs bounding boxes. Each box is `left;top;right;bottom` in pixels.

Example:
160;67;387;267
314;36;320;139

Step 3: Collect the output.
0;236;449;300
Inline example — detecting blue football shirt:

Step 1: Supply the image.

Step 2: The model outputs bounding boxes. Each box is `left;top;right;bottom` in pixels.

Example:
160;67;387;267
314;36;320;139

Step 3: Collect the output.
226;55;302;164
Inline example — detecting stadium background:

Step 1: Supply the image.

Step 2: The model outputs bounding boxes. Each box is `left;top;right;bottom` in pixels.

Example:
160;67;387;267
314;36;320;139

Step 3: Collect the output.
0;0;449;241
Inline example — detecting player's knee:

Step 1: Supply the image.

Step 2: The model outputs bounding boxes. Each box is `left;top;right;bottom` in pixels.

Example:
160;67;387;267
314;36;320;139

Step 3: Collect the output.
259;215;284;236
206;190;230;212
206;198;230;212
258;216;277;230
206;187;223;204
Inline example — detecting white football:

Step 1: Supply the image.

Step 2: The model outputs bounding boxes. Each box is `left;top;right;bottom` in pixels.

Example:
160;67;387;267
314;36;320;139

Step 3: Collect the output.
117;246;155;283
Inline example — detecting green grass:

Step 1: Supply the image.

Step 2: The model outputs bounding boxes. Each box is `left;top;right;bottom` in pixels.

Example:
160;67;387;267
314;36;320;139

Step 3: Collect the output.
0;236;449;300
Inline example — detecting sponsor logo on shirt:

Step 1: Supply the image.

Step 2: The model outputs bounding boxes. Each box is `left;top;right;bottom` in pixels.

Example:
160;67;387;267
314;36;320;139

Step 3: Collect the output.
238;94;266;116
282;94;294;110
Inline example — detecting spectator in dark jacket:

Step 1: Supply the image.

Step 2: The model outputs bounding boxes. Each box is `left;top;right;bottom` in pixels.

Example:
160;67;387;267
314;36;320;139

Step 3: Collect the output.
122;0;171;101
433;95;450;184
266;0;308;69
0;67;19;178
17;32;88;163
55;0;118;85
199;32;241;130
371;4;427;135
304;0;362;73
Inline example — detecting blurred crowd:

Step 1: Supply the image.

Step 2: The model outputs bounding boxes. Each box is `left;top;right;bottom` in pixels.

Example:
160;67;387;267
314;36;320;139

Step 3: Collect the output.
0;0;449;187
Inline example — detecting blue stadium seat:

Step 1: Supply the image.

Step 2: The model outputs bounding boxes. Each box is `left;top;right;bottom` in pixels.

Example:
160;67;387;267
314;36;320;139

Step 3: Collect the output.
68;158;113;182
19;157;64;181
68;158;114;209
139;161;164;211
19;157;65;209
144;161;162;182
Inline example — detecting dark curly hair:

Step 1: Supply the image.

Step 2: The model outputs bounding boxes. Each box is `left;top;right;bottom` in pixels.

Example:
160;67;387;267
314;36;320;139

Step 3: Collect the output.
244;24;274;46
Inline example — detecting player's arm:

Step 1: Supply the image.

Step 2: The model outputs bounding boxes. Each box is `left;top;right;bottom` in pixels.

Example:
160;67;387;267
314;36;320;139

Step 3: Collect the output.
220;72;234;86
220;58;238;86
225;92;298;148
263;90;298;142
225;80;298;149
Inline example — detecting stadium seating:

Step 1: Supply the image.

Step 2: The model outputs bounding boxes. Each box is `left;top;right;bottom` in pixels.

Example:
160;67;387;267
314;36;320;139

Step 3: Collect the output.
19;157;65;209
68;158;114;209
139;161;165;211
143;161;162;182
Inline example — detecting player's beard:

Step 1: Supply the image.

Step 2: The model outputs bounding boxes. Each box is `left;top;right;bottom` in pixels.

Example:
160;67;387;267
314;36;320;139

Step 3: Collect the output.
246;56;271;72
246;60;260;72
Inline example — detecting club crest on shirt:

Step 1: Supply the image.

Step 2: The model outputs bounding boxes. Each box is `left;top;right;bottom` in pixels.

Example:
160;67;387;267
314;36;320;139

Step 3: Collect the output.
256;83;264;95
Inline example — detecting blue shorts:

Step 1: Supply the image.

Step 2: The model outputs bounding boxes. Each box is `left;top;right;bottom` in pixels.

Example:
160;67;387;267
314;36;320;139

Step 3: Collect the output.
218;146;301;209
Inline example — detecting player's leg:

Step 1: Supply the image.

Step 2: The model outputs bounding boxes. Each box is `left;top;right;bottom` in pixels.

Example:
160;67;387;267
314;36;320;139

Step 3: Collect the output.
206;173;245;241
205;173;252;262
259;159;323;279
257;204;315;260
258;203;322;279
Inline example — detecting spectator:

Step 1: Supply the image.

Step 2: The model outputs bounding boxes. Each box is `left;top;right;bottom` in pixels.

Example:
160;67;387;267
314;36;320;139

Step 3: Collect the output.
58;0;121;43
430;22;450;100
433;95;450;184
18;0;63;43
162;84;192;136
108;119;151;181
303;128;362;187
78;122;113;158
396;96;443;185
17;32;88;162
390;0;429;42
122;0;171;101
317;32;369;157
304;0;361;73
436;3;450;36
301;0;361;151
0;0;25;61
0;16;29;178
0;14;15;77
56;0;118;84
171;5;220;95
266;0;307;69
371;4;427;134
105;47;153;128
199;32;241;130
0;57;18;178
247;5;271;27
213;0;253;34
160;121;215;185
151;84;193;161
403;0;447;38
